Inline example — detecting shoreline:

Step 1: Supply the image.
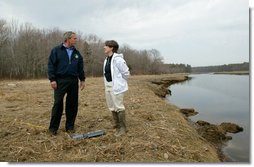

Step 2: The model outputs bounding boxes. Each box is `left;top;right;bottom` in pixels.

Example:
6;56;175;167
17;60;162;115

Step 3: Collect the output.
147;74;244;162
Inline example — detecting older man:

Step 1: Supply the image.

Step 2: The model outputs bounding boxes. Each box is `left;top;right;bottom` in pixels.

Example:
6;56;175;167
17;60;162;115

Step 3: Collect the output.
47;31;85;135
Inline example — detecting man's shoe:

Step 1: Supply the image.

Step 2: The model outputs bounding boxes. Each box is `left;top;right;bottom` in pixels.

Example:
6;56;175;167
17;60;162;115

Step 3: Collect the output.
66;129;75;134
48;129;57;136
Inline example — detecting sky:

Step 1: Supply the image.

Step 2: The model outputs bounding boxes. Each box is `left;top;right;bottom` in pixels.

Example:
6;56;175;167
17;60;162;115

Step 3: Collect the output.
0;0;249;67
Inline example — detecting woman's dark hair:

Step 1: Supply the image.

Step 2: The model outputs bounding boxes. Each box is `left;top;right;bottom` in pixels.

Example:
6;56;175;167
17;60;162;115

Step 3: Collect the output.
105;40;119;53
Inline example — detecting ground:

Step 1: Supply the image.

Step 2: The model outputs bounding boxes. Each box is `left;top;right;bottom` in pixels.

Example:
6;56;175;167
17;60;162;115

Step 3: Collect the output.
0;74;220;162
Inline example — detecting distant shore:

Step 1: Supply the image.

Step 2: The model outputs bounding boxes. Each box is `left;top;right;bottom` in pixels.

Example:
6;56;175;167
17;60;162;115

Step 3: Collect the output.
213;71;249;75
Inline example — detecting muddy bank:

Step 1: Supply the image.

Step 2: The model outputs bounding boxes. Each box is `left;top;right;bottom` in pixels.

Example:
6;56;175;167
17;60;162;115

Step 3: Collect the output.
147;75;244;161
147;75;189;98
0;75;221;162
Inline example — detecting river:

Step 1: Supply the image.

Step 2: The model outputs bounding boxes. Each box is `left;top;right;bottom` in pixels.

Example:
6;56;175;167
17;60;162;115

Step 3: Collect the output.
166;74;250;162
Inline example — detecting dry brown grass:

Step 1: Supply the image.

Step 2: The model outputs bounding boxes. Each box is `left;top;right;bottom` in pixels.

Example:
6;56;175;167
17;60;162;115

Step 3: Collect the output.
0;74;220;162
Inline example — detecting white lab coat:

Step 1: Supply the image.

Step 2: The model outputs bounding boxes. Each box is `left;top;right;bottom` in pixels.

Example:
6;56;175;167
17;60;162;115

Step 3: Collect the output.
103;53;130;95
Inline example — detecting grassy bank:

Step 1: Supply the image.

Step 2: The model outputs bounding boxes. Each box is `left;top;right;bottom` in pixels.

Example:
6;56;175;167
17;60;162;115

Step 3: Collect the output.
0;74;220;162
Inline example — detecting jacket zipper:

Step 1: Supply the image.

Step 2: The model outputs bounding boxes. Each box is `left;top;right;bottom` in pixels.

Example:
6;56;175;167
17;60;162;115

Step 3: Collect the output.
69;55;71;64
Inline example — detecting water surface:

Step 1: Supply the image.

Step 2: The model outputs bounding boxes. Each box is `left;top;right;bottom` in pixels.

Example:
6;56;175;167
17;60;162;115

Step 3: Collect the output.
167;74;250;162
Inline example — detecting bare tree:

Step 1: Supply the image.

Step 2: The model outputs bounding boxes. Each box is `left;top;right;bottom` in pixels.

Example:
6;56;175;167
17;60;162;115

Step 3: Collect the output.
148;49;164;74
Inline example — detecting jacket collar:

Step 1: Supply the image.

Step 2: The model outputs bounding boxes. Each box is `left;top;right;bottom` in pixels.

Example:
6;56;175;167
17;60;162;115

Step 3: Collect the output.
60;43;76;50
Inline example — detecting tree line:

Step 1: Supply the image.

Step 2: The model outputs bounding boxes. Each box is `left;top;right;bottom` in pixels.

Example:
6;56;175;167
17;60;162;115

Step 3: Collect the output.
6;18;246;79
0;19;174;79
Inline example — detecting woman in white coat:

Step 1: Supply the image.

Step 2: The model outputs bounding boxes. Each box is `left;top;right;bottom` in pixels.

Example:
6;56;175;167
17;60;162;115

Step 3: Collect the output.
103;40;130;137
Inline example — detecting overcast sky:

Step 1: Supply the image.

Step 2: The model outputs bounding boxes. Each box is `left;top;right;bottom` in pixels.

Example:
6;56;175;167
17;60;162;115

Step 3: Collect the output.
0;0;249;67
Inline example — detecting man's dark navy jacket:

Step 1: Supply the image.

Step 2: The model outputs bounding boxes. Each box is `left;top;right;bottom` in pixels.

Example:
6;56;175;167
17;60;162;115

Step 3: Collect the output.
48;44;85;82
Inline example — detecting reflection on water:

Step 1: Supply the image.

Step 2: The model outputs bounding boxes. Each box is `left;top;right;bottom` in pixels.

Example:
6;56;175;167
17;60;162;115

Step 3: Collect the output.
167;74;250;162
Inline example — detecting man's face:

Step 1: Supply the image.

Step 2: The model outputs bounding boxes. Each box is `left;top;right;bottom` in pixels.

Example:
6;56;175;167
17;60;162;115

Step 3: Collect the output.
67;34;77;47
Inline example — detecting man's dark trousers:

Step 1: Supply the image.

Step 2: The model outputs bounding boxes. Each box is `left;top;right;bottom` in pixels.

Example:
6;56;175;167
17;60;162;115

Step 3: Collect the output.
49;77;79;132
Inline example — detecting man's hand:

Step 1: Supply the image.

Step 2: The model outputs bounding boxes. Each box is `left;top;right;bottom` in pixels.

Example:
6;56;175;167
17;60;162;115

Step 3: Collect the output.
80;81;85;90
50;81;57;90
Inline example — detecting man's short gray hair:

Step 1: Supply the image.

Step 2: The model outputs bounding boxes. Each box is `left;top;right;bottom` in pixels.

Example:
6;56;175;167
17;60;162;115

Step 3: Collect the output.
63;31;75;42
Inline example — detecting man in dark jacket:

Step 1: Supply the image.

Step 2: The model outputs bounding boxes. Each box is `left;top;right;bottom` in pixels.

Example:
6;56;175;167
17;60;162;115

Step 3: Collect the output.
47;31;85;135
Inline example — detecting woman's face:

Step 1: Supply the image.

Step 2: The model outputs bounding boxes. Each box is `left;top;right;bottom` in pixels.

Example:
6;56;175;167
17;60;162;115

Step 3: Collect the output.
104;45;113;56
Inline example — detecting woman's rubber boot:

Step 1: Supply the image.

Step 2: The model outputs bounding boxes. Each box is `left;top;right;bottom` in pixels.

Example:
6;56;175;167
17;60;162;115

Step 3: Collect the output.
114;110;127;137
112;111;120;129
